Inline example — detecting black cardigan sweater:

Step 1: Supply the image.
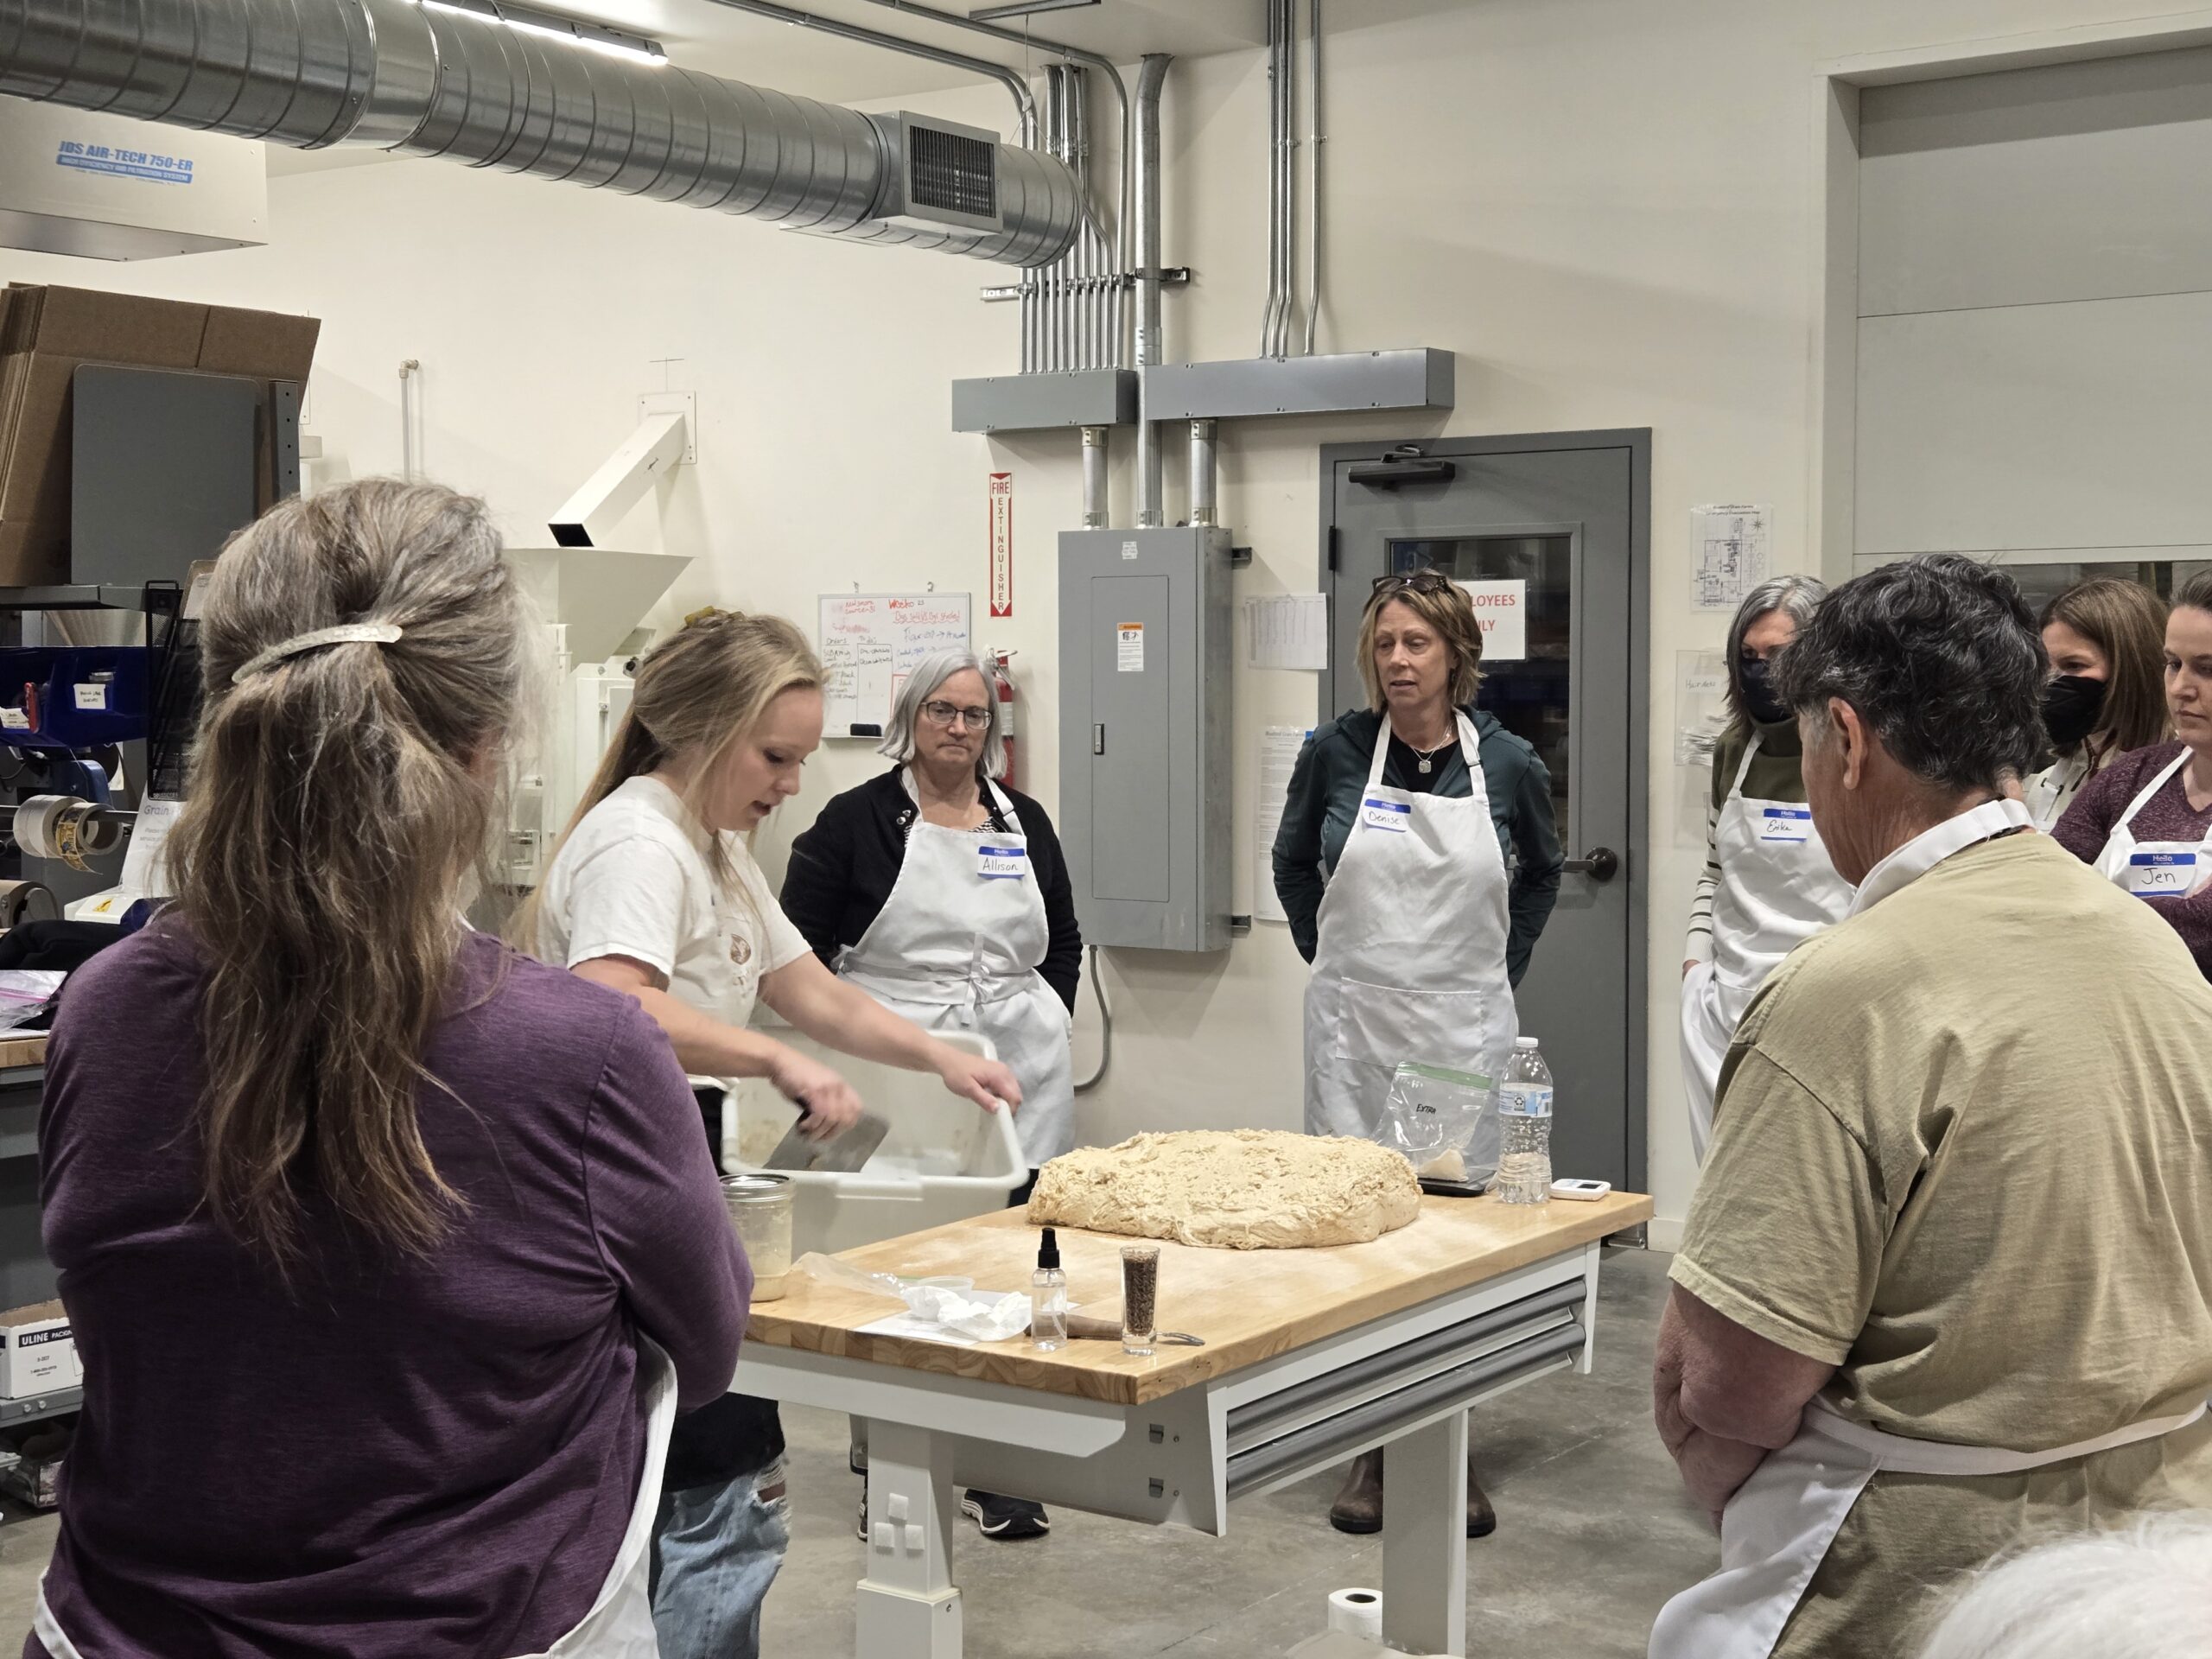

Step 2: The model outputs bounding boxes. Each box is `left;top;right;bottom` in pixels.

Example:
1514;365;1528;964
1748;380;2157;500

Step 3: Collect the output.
780;767;1084;1012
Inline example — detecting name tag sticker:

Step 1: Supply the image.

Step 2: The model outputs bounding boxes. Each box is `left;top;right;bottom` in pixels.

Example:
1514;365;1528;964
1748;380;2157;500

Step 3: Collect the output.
978;844;1027;880
2126;850;2196;895
1758;806;1813;844
1360;797;1412;833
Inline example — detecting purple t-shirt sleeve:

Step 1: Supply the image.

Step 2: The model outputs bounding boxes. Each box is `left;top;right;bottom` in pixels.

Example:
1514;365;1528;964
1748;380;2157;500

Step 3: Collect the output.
585;1001;750;1408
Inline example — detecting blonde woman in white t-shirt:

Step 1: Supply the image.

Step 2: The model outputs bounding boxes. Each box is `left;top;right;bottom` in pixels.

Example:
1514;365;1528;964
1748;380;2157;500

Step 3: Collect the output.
521;607;1020;1659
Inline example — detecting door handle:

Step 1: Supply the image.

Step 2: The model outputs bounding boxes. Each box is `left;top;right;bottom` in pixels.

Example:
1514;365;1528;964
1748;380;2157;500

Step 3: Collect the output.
1093;723;1105;755
1564;848;1620;882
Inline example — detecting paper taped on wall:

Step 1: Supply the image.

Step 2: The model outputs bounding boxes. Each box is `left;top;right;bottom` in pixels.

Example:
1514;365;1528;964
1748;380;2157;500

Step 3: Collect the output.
1690;504;1771;611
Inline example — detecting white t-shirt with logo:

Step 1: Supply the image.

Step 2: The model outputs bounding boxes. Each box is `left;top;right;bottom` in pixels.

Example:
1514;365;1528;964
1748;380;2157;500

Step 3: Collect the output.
539;775;810;1031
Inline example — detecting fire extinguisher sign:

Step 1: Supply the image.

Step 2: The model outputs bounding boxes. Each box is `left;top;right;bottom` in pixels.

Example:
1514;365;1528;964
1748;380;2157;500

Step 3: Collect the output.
988;472;1014;619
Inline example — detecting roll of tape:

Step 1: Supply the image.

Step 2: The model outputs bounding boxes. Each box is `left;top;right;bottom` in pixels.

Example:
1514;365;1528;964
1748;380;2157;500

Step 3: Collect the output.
53;804;92;873
0;880;58;929
1327;1587;1382;1641
13;797;68;862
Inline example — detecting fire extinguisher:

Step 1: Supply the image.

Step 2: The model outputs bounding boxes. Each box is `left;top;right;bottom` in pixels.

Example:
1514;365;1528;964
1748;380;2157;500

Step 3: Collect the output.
988;649;1018;787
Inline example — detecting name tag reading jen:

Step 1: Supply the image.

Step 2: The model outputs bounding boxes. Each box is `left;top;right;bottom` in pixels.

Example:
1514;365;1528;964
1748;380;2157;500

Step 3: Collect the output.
1360;797;1412;833
2126;850;2196;896
977;844;1028;880
1758;806;1813;844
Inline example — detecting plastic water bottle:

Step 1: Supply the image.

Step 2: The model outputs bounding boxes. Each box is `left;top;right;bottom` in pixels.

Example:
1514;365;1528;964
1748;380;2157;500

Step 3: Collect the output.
1494;1037;1554;1205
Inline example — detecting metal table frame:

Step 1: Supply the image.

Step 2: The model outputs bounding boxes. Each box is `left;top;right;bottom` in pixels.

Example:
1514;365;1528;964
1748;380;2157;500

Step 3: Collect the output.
734;1237;1605;1658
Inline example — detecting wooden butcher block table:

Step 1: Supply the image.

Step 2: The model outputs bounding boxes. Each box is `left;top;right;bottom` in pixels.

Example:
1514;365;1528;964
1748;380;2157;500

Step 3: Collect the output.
734;1189;1652;1659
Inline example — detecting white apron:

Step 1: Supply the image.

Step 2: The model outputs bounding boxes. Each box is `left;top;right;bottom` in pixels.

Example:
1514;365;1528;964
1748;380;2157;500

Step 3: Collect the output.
2023;747;2092;835
1680;736;1854;1160
2090;748;2212;899
838;777;1075;1165
35;1339;678;1659
1649;1395;2207;1659
1303;712;1518;1138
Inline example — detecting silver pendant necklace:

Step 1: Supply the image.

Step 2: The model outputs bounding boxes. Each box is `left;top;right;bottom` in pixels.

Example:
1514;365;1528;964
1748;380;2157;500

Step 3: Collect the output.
1410;737;1452;775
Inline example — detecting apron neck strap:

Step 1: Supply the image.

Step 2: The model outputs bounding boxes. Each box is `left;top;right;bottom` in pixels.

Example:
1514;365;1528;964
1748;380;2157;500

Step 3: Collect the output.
2120;747;2194;827
1372;710;1480;788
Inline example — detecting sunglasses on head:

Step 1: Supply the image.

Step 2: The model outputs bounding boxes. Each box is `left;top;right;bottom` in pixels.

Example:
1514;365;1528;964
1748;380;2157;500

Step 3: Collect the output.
1370;569;1455;598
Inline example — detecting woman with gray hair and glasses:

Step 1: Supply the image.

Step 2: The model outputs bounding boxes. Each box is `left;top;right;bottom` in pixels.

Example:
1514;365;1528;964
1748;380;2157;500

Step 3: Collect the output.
783;651;1081;1177
782;652;1081;1543
1680;574;1852;1161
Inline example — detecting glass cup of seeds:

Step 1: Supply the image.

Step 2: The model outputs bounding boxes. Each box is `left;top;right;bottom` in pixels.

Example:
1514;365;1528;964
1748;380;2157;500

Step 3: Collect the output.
1120;1244;1160;1357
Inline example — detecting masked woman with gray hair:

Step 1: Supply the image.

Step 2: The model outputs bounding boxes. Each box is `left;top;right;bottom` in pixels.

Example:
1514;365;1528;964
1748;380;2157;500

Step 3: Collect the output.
1679;575;1852;1160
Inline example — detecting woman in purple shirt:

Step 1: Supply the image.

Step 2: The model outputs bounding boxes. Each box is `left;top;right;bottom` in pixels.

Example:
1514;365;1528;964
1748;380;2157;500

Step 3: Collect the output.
30;480;747;1659
2055;571;2212;977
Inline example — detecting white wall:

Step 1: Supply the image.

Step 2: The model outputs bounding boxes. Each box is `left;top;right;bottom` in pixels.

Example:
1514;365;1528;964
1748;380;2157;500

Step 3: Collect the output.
3;0;2181;1242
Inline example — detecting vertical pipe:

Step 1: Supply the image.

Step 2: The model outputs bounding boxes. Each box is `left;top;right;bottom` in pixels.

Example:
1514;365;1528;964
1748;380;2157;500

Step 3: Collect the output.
1260;0;1284;359
1278;0;1298;358
1302;0;1323;355
1070;66;1092;372
1046;66;1059;372
1189;420;1217;529
1082;425;1109;528
1134;53;1171;527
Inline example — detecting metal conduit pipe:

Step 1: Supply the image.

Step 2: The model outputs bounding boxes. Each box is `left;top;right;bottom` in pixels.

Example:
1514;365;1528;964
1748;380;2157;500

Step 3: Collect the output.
1281;0;1298;355
1189;420;1217;529
0;0;1080;267
1133;52;1171;526
859;0;1133;367
1260;0;1286;359
1081;425;1109;528
1302;0;1324;355
1042;64;1063;372
702;0;1034;145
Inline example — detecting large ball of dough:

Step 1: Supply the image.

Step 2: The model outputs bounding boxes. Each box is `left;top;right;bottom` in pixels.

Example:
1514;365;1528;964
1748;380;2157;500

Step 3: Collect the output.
1027;1129;1422;1249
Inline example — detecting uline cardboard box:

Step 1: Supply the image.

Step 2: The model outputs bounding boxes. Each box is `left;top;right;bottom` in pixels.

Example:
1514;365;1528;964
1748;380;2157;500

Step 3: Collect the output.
0;283;319;584
0;1300;79;1398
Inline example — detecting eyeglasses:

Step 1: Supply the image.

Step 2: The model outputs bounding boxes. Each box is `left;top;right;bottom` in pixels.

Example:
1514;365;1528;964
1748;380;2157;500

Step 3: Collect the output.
1370;569;1456;598
921;699;992;731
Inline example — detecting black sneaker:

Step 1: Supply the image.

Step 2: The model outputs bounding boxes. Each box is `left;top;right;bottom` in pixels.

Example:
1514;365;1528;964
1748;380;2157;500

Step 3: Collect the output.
960;1490;1050;1540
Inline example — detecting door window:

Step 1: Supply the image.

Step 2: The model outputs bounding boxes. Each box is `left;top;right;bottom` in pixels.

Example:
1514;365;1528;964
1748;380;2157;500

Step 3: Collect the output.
1388;535;1573;832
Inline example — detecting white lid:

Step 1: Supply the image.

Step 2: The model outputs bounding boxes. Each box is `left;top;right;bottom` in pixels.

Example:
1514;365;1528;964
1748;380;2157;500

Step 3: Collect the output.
1515;1036;1540;1049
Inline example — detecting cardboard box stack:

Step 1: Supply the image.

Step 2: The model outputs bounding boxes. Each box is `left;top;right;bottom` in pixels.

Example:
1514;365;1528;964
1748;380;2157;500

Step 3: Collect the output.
0;283;319;585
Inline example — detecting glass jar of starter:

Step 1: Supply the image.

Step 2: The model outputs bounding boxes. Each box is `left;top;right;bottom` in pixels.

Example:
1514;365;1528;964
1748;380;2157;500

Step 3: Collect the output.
720;1173;793;1301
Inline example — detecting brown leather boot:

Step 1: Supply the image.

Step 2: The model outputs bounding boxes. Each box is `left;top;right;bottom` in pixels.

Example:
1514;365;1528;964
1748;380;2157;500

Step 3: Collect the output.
1466;1457;1497;1537
1327;1449;1383;1534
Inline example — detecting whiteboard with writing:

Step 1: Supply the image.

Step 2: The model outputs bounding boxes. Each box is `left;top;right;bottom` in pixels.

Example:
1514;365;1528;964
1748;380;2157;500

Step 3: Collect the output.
817;593;974;736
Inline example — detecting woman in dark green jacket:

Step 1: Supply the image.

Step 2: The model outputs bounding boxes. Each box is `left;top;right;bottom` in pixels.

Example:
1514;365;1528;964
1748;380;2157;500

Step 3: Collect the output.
1269;569;1562;1541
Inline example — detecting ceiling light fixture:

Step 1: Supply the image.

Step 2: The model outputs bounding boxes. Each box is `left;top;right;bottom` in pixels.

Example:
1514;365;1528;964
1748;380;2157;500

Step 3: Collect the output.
416;0;669;64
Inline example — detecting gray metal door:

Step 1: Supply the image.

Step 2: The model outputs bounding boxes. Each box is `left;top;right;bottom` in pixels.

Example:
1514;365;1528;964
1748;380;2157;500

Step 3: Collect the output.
1321;432;1649;1193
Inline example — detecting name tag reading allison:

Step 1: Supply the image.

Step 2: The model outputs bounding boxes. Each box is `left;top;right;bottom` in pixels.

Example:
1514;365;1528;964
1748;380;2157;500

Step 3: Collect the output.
977;844;1028;880
1360;798;1412;833
2126;850;2196;895
1758;806;1813;844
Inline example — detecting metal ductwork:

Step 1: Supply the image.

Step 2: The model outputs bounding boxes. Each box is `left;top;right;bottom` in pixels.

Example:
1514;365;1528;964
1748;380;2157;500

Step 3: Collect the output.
0;0;1083;267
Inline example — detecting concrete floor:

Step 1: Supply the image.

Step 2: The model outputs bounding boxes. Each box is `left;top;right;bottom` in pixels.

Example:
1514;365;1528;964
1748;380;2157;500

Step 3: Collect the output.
0;1247;1712;1656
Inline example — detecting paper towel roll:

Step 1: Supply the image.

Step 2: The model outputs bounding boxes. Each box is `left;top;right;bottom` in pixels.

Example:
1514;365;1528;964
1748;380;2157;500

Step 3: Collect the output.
1326;1587;1382;1640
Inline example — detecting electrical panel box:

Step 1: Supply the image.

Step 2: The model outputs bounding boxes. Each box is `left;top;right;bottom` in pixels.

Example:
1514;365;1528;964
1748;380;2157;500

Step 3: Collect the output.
1058;526;1234;951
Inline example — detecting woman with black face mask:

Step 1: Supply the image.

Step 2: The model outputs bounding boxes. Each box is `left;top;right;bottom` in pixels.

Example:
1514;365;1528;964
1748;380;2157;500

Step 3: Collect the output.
1680;575;1852;1161
2024;578;2170;832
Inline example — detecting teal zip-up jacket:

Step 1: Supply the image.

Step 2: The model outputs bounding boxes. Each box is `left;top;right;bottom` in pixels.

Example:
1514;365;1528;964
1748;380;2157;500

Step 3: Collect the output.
1270;705;1563;983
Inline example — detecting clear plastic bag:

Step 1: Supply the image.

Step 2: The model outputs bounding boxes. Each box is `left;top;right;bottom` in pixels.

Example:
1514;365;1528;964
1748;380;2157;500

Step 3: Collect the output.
1373;1061;1498;1185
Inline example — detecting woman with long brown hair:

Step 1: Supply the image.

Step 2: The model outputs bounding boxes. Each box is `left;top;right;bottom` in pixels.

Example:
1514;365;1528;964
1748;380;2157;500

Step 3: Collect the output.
33;480;748;1659
525;607;1020;1659
2026;577;2170;831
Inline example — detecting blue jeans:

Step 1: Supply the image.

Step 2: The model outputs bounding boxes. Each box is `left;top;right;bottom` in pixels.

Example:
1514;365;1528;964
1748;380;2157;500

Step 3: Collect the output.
648;1458;791;1659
